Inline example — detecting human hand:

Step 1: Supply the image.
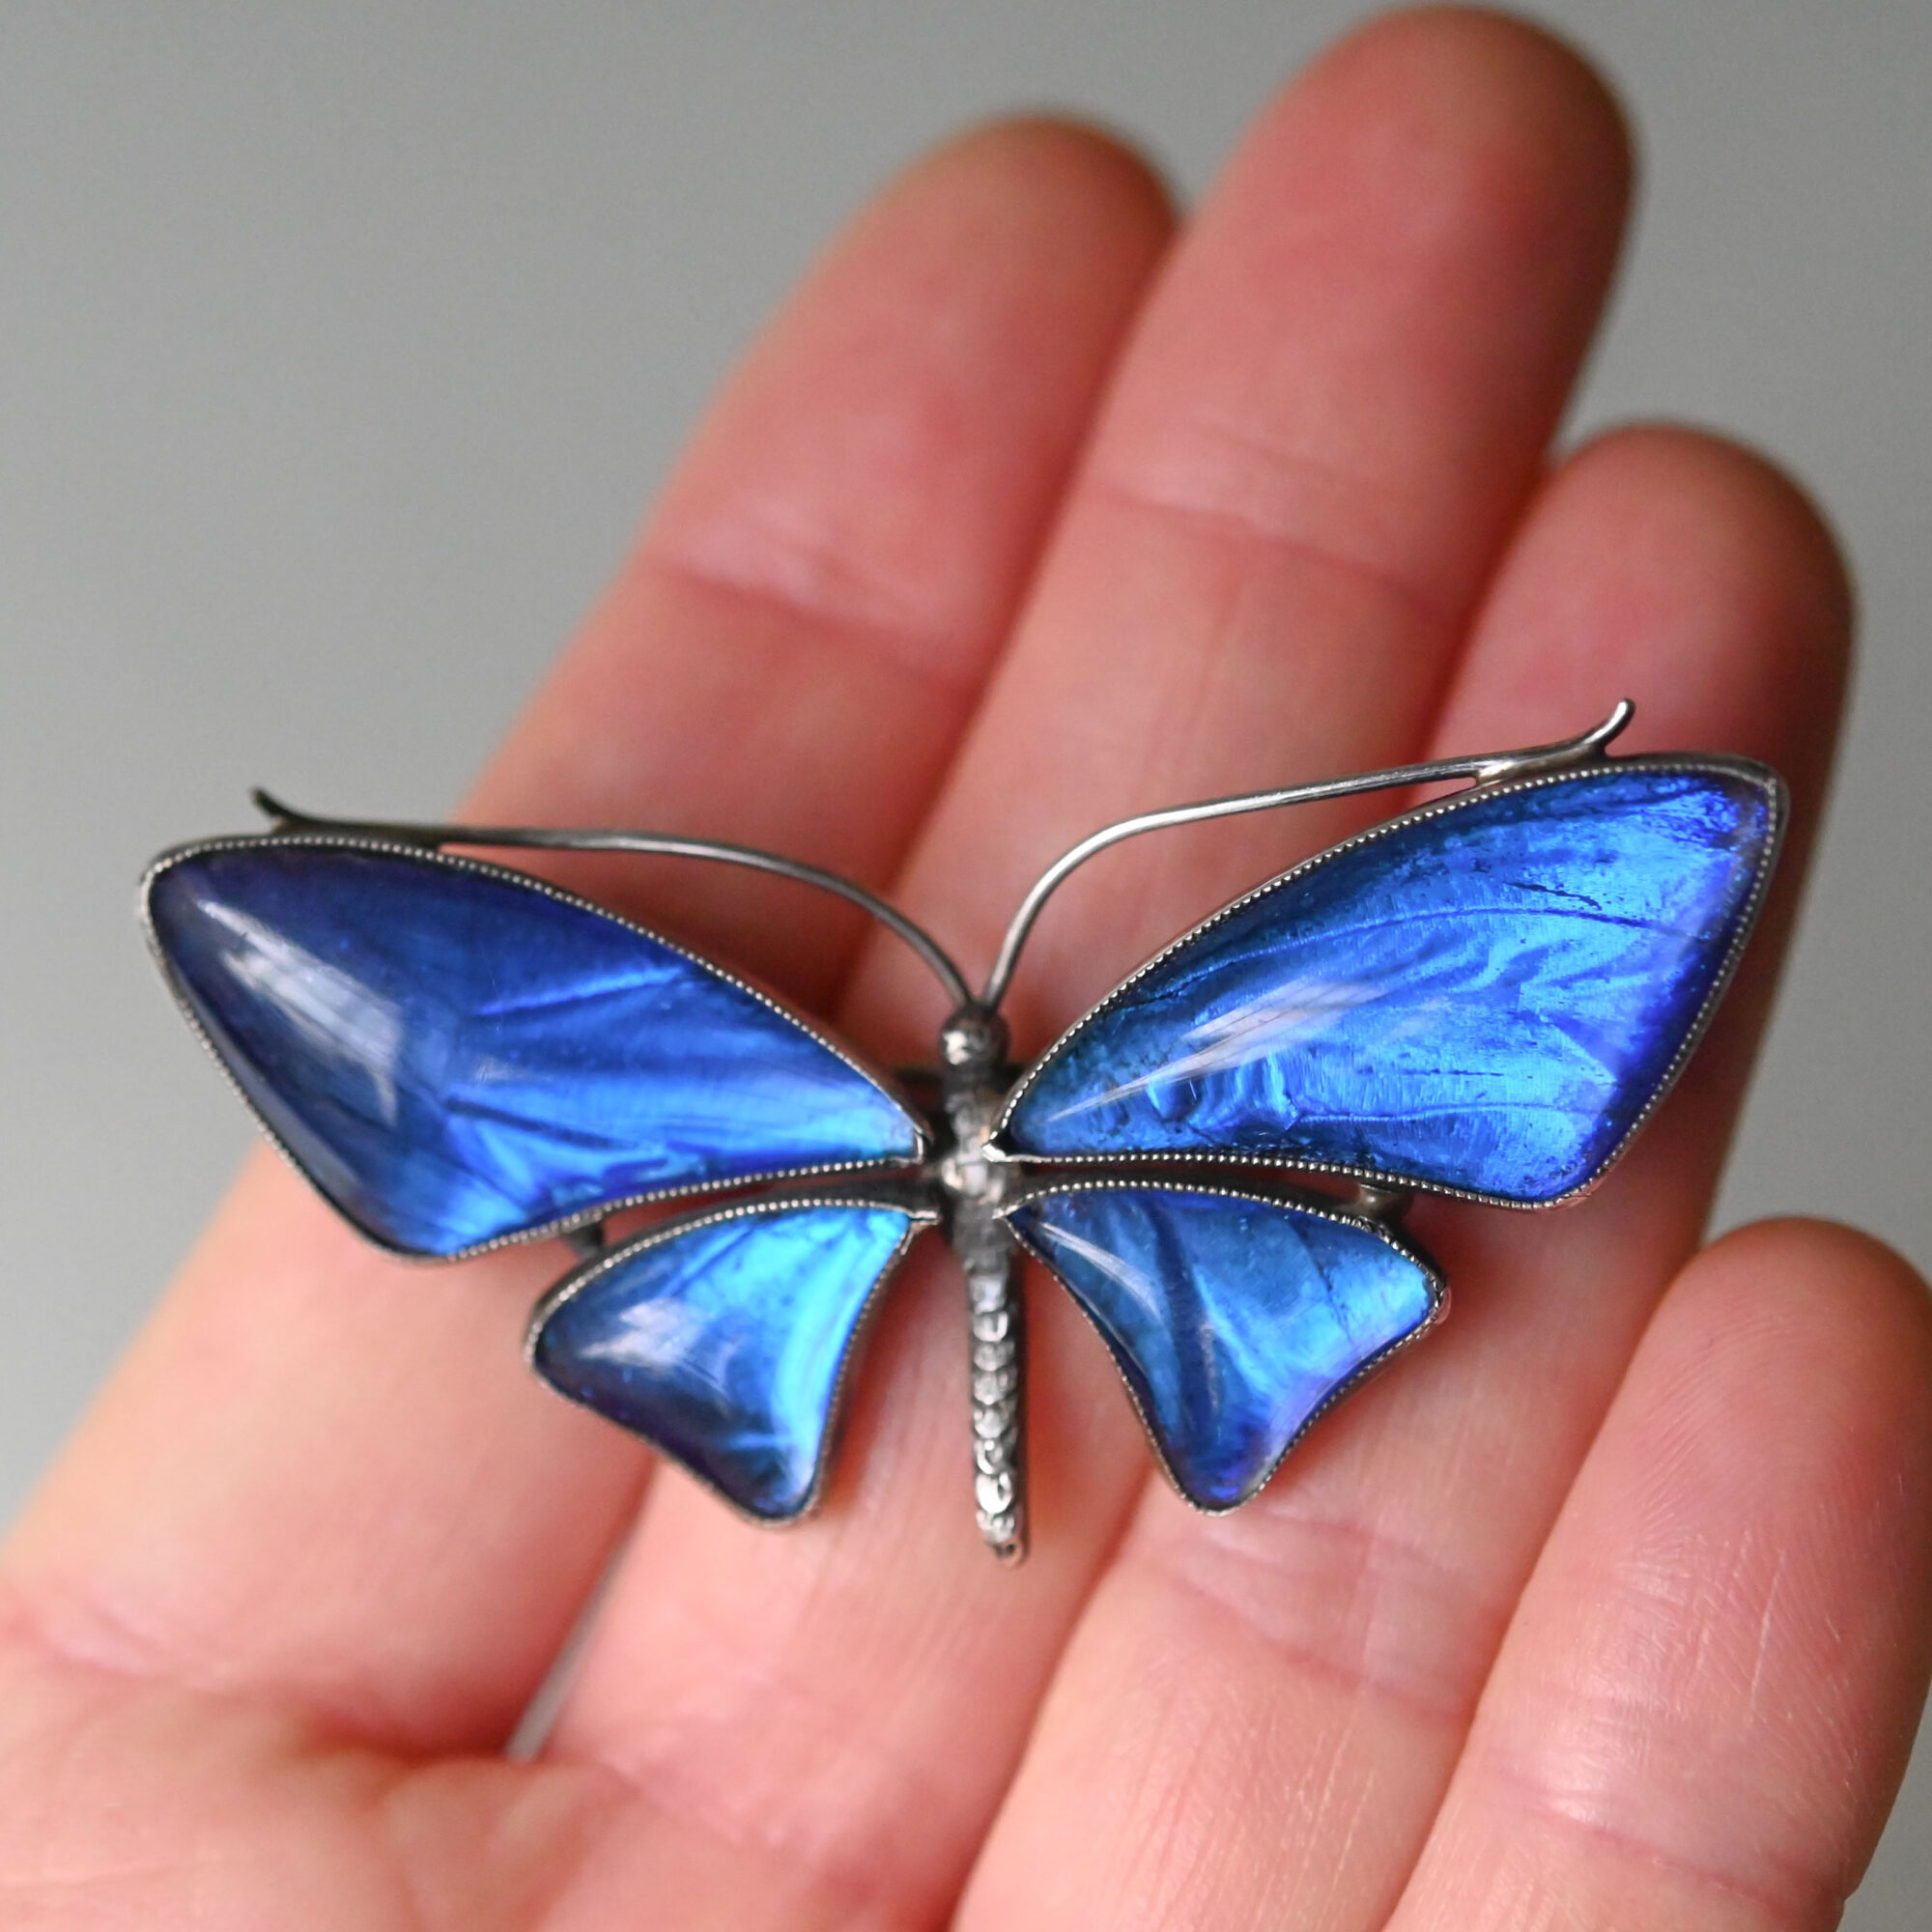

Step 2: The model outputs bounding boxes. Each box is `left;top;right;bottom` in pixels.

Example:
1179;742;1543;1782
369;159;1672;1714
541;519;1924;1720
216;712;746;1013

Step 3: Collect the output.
4;11;1927;1927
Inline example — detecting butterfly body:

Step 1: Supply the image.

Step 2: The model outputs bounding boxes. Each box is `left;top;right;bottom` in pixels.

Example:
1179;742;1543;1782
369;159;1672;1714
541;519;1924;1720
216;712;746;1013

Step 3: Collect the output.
142;716;1782;1563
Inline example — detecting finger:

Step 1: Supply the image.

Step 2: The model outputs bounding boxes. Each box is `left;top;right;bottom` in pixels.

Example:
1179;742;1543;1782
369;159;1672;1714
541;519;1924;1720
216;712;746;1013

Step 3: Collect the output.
955;431;1852;1931
542;14;1633;1928
0;122;1173;1754
883;7;1632;1052
1387;1221;1932;1931
474;119;1170;1014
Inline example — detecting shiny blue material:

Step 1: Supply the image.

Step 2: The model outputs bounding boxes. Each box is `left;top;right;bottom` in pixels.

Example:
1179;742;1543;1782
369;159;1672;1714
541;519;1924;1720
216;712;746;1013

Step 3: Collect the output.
1009;1186;1436;1509
1005;767;1775;1202
147;844;922;1255
531;1202;918;1518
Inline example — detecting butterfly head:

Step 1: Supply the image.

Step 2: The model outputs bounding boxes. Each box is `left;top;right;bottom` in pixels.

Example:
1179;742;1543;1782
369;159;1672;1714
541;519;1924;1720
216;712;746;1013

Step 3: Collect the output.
939;1004;1009;1075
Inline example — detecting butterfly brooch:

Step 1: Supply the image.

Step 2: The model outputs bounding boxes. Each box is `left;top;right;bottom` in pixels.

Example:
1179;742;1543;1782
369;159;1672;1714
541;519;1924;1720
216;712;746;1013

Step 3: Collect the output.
141;703;1782;1563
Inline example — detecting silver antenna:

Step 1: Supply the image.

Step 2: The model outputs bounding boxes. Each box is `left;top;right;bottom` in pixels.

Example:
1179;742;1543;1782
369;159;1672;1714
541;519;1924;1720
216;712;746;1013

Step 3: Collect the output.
978;702;1632;1011
250;793;977;1013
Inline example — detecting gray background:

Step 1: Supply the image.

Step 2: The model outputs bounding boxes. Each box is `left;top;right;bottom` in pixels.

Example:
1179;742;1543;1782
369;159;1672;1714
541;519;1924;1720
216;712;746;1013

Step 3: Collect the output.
2;2;1926;1918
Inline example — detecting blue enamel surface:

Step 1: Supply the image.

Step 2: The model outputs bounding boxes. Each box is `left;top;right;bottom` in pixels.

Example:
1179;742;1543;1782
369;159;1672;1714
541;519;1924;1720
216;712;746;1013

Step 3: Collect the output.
1005;766;1776;1202
531;1202;918;1518
147;844;921;1255
1010;1186;1435;1509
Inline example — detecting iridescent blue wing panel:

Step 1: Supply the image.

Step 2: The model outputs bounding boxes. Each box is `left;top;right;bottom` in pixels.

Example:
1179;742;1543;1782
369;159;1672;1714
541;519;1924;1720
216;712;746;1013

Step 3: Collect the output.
144;839;924;1257
1006;1183;1440;1511
1002;761;1780;1204
529;1197;931;1520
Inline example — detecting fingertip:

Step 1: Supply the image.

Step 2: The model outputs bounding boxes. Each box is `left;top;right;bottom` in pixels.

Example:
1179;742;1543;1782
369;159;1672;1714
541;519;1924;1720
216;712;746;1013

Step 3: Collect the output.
1128;3;1634;598
640;110;1177;649
1621;1218;1932;1695
1682;1215;1932;1433
903;114;1177;248
1457;423;1853;804
1561;424;1854;685
1299;5;1634;243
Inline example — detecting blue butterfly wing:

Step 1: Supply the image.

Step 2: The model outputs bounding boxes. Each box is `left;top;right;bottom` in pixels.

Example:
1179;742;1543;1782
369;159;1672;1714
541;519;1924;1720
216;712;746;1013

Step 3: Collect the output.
1001;761;1781;1204
144;839;925;1257
529;1197;932;1519
1007;1183;1440;1509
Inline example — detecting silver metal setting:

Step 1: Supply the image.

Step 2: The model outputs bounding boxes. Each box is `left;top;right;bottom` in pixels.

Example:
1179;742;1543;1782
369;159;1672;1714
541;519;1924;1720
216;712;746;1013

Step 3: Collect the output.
145;705;1784;1563
526;1185;941;1527
139;831;930;1265
1000;1176;1447;1514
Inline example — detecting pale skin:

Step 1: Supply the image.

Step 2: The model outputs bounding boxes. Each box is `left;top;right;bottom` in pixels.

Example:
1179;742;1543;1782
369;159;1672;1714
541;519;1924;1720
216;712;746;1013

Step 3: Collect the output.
4;10;1929;1927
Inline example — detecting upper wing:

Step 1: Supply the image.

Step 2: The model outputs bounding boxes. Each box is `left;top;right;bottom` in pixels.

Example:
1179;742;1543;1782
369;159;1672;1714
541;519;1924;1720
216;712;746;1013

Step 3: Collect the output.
1000;759;1781;1205
144;838;925;1257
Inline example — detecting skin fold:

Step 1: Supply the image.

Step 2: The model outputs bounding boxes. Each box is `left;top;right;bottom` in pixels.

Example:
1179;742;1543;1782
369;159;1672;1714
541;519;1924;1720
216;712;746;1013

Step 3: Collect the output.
2;11;1926;1929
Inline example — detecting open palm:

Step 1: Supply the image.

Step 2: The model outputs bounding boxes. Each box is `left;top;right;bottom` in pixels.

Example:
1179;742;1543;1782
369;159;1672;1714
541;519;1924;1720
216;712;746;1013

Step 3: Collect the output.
4;12;1927;1927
